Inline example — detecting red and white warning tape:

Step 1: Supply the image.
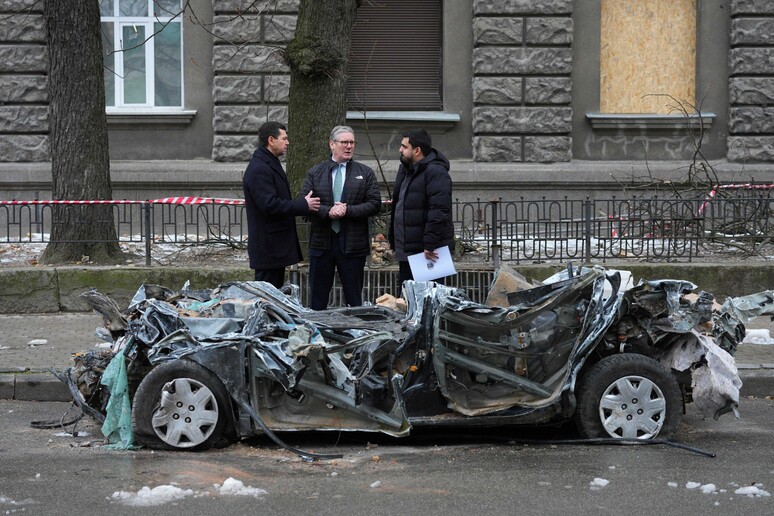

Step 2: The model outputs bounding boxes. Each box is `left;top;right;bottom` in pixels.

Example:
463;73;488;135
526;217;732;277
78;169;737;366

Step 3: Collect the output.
148;197;245;205
0;197;245;205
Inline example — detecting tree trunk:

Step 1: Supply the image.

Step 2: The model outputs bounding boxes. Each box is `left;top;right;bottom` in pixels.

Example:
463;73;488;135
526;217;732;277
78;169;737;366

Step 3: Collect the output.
285;0;360;195
41;0;121;264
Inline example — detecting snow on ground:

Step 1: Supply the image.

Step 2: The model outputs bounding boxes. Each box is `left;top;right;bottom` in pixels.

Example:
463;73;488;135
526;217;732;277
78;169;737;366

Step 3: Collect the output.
683;481;770;497
743;328;774;345
111;485;195;507
0;238;248;268
735;485;772;497
3;232;774;268
110;477;268;506
214;478;268;497
5;476;772;509
585;477;769;499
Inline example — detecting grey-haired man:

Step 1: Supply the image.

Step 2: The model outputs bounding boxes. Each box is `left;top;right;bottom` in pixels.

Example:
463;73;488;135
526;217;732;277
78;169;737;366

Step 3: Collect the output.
300;126;381;309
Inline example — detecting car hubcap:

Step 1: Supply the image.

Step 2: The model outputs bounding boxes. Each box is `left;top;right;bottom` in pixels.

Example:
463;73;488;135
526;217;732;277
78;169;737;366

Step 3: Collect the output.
598;375;666;439
152;378;219;448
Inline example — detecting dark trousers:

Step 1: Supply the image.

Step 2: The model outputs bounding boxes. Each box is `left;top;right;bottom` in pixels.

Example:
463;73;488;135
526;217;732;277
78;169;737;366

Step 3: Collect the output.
254;268;285;289
309;233;366;310
398;260;446;285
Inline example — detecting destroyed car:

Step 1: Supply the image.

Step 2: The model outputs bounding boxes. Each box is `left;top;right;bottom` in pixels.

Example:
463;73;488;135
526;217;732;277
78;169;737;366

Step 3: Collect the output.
59;266;774;454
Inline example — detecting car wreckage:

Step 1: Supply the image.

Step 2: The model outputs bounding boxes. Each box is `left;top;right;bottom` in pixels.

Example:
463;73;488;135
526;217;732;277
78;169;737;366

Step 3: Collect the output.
56;265;774;456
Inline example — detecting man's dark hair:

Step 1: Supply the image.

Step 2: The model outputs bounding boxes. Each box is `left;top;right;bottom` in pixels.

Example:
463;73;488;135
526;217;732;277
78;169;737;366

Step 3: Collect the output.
402;129;432;156
258;121;287;147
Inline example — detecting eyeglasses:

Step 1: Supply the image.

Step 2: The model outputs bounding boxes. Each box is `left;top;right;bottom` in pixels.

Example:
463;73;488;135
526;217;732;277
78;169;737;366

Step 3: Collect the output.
334;140;356;146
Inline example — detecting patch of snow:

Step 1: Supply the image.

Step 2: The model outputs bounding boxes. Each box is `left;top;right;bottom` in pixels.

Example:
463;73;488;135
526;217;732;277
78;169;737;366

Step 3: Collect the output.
27;339;47;346
0;494;30;506
589;478;609;487
214;478;267;498
743;329;774;345
686;481;702;489
700;483;717;494
0;495;14;504
667;482;678;488
734;485;771;497
370;481;382;488
53;431;91;438
111;485;195;506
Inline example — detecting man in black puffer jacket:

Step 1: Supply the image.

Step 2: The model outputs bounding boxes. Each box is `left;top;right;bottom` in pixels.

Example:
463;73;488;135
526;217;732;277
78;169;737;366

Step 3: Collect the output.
388;129;454;284
301;126;381;309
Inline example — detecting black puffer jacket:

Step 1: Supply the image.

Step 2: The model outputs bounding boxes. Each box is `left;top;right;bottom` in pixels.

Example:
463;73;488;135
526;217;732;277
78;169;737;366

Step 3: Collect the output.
301;160;381;255
388;149;454;256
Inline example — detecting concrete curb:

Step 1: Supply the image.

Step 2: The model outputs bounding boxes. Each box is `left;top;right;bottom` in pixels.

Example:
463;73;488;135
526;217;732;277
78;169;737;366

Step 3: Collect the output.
737;368;774;398
0;373;72;402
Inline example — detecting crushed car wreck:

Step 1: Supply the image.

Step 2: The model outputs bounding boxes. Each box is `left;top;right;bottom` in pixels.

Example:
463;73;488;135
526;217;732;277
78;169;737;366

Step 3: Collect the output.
55;266;774;454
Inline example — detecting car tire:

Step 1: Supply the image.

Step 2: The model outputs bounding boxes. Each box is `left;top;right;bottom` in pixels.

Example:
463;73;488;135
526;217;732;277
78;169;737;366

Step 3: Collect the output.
132;360;233;450
575;354;682;440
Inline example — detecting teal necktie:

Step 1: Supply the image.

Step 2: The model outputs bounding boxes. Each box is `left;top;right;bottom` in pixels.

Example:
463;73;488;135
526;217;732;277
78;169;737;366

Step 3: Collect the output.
332;164;344;233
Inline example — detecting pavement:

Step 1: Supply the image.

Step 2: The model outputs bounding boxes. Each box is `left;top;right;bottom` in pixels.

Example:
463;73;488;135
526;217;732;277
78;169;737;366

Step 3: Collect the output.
1;311;773;402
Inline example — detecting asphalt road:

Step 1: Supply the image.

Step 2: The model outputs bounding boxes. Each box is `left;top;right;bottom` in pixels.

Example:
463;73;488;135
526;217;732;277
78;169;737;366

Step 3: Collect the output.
1;397;772;515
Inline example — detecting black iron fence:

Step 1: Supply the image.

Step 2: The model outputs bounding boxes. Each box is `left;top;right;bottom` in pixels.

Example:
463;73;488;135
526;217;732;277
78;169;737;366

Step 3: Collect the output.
2;189;773;268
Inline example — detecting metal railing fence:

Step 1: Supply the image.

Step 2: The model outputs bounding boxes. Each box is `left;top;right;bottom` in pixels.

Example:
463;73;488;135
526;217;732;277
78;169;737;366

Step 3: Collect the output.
291;265;496;306
2;189;773;268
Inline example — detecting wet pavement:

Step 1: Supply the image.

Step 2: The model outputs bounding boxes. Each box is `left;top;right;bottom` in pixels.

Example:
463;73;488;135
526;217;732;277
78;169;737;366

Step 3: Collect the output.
1;311;772;401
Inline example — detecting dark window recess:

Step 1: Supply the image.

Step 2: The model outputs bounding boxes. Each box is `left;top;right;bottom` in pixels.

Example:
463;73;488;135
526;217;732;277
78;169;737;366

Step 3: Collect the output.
346;1;442;111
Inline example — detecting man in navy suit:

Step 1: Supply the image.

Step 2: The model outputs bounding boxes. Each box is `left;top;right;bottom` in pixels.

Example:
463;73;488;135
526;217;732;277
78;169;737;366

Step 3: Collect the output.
300;126;381;309
243;121;320;288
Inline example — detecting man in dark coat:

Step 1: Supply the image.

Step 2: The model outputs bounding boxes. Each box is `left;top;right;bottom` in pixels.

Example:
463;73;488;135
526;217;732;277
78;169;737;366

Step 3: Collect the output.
243;121;320;288
300;126;382;309
388;129;454;284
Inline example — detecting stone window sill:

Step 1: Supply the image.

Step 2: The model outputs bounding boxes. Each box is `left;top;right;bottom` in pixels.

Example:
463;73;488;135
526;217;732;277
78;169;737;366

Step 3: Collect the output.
106;110;197;125
586;112;715;130
346;111;460;130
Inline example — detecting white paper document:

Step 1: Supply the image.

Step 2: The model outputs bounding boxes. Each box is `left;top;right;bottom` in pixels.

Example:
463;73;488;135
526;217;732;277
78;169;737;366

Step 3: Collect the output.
407;245;457;282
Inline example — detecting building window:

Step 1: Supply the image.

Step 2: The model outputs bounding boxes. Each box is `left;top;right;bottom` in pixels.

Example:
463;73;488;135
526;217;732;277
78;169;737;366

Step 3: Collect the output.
100;0;183;110
572;0;726;160
600;0;696;114
346;0;442;111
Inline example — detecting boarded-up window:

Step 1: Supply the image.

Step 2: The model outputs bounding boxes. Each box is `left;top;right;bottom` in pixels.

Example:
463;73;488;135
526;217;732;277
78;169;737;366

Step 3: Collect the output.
347;0;442;111
600;0;696;113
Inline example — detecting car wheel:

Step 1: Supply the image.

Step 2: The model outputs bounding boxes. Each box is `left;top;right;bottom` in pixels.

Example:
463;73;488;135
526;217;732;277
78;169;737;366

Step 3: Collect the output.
132;360;233;450
575;354;682;440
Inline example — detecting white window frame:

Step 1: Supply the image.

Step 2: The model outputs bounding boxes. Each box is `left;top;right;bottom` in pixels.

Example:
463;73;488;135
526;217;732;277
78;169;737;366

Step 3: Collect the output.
101;0;185;114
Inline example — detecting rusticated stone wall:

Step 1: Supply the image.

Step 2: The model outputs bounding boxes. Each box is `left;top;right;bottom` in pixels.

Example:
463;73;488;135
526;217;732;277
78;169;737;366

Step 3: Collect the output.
211;0;297;162
471;0;573;162
0;0;48;162
728;0;774;162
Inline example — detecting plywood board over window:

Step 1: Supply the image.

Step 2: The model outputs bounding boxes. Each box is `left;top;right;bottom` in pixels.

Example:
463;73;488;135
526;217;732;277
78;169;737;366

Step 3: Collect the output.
600;0;696;114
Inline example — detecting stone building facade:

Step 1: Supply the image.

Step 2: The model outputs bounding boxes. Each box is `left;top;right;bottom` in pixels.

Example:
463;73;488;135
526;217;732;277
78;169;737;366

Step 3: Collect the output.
728;0;774;162
0;0;772;201
472;1;573;163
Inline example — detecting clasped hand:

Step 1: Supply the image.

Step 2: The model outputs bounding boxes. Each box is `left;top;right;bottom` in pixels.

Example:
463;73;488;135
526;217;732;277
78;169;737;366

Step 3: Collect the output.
329;201;347;219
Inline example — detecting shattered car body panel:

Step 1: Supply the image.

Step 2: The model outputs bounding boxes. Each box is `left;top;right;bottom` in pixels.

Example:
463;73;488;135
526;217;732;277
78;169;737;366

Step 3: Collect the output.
431;269;616;416
64;267;773;451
